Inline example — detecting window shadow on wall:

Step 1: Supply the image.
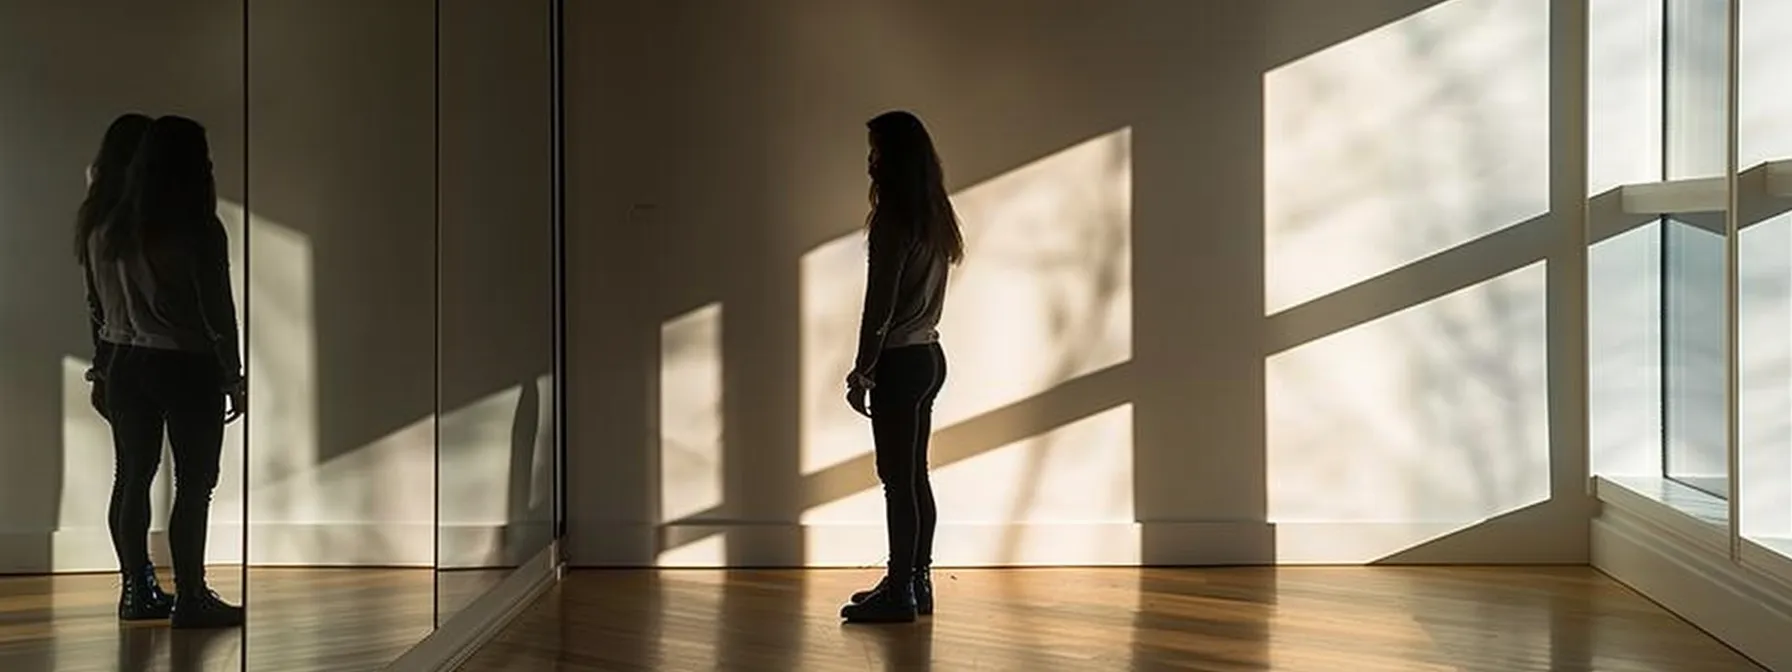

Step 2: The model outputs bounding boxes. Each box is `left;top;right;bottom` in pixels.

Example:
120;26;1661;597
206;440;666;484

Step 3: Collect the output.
571;0;1612;603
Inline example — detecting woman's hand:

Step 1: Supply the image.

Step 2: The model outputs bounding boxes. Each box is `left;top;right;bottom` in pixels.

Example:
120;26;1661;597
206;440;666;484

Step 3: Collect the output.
846;385;870;418
844;370;873;418
223;379;248;424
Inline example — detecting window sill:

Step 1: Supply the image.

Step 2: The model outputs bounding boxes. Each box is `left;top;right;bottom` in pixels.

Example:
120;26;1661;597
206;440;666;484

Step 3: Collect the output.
1595;475;1792;592
1597;475;1727;526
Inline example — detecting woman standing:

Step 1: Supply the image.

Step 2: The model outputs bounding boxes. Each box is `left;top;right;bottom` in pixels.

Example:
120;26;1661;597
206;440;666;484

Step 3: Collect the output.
840;111;964;624
77;112;159;618
84;115;247;629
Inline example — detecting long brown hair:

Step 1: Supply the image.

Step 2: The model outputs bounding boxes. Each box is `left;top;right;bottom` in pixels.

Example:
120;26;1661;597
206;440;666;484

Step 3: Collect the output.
75;113;153;263
866;110;964;264
96;115;218;264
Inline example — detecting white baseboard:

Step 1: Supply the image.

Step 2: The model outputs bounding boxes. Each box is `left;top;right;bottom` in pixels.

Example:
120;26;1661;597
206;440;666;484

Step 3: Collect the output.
388;540;562;672
9;515;1584;573
1593;492;1792;671
0;523;525;574
567;517;1587;567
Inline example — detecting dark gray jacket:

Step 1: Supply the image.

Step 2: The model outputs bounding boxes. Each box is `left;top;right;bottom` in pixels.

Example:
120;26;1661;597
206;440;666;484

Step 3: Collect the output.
84;217;243;386
852;225;948;382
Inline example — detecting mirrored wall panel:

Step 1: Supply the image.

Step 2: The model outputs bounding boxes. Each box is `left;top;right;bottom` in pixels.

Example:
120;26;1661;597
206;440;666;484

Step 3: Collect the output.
244;0;440;669
1;0;564;669
435;0;558;624
0;1;249;669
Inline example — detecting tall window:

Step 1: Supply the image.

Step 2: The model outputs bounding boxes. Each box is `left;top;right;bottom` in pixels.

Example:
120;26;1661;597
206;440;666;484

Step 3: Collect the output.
1661;0;1731;499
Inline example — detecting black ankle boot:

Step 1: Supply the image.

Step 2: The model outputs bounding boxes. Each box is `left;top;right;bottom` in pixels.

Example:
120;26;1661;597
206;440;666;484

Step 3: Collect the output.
171;587;244;629
912;567;934;616
851;568;933;615
118;565;174;621
840;579;917;623
849;575;895;604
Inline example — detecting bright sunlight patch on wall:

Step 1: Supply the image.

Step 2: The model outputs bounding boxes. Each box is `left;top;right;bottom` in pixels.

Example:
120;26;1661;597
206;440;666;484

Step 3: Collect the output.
1261;0;1552;546
1267;263;1549;525
437;374;554;569
660;302;725;525
242;204;436;566
802;404;1134;566
1264;0;1548;314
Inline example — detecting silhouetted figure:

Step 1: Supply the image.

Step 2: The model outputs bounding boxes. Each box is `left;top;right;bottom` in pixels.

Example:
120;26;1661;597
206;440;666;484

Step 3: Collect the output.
839;111;964;624
76;112;167;618
83;115;246;629
78;113;152;422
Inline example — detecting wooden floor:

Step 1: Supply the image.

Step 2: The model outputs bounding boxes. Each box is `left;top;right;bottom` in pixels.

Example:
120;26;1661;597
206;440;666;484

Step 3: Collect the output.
0;567;435;671
438;569;513;625
460;567;1764;672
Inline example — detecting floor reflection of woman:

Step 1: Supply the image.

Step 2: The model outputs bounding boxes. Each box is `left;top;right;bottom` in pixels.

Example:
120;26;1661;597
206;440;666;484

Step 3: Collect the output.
82;115;247;629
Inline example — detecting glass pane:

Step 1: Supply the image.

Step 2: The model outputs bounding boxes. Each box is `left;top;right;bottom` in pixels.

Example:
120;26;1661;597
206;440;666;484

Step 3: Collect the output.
0;1;248;670
1588;0;1665;480
435;0;558;624
244;0;438;668
1661;0;1732;500
1665;217;1729;498
1738;0;1792;559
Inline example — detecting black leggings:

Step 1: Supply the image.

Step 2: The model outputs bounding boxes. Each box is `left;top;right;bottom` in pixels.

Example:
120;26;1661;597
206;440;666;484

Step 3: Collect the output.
106;346;224;590
871;343;946;582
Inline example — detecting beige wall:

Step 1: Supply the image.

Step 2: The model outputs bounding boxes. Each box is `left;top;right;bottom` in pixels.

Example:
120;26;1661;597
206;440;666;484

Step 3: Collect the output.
565;0;1590;567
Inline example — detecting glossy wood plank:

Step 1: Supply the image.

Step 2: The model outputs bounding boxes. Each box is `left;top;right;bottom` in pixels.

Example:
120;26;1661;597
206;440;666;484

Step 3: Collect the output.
0;568;246;672
460;567;1763;672
245;568;434;672
0;567;434;672
438;569;514;625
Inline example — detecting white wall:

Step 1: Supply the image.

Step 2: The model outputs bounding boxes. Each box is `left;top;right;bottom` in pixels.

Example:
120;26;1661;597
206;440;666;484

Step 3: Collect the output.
566;0;1589;567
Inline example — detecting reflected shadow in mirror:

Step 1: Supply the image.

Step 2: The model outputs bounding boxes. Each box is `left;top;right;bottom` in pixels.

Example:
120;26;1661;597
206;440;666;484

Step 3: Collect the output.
242;0;439;668
434;0;559;627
